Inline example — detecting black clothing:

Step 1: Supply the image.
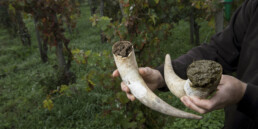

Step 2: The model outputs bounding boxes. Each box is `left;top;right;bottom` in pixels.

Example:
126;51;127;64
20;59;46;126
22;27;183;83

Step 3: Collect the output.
157;0;258;128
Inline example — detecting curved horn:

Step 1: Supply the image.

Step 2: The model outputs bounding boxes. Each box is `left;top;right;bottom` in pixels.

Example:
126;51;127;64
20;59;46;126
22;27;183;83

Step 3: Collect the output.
164;54;188;98
165;54;222;99
113;41;201;119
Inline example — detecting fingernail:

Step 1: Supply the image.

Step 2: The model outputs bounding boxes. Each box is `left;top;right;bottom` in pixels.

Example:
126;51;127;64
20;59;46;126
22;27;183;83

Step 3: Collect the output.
181;97;185;102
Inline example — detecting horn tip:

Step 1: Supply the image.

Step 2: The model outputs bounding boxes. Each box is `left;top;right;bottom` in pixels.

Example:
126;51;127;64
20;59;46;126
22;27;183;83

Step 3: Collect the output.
196;115;203;119
165;54;171;62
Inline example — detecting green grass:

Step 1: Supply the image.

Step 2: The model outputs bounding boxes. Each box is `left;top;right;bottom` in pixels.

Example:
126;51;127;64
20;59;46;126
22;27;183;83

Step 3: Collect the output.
0;3;224;129
0;4;116;129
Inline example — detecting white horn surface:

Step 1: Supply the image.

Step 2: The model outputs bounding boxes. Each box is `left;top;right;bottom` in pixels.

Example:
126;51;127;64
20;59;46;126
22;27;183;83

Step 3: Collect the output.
164;54;189;98
113;42;202;119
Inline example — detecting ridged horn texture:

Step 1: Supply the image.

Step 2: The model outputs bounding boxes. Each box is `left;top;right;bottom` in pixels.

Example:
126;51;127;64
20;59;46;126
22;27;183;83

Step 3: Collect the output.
164;54;187;98
113;41;202;119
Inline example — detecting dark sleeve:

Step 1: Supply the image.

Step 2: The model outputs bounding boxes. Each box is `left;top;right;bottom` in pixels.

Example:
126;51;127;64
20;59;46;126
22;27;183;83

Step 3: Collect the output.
157;0;255;90
237;84;258;123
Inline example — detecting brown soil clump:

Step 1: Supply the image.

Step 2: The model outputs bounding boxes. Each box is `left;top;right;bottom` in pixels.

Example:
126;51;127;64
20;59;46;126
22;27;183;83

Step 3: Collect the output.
187;60;222;88
112;41;133;57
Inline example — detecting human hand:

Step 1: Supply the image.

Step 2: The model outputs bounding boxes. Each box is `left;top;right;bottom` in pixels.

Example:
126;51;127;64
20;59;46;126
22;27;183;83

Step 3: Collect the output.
112;67;165;101
180;75;247;114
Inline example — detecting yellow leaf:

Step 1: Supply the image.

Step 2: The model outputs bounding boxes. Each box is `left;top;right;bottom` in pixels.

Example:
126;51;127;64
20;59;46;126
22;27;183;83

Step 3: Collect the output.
195;2;201;9
82;60;86;64
8;4;16;14
60;85;69;93
85;50;92;57
71;49;80;54
88;79;96;86
51;89;59;94
43;99;54;111
85;86;92;92
208;17;215;28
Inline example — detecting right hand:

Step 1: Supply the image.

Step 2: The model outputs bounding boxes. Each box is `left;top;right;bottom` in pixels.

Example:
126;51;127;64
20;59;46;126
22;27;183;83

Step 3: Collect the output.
112;67;165;101
181;75;247;114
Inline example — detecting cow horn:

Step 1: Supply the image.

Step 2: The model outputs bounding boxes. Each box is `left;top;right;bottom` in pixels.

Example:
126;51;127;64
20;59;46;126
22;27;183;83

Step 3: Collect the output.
164;54;188;98
113;41;202;119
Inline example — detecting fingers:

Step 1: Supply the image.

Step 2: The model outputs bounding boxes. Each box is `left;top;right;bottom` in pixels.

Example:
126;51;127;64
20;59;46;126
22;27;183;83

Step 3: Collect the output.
121;82;135;101
181;95;221;114
181;96;208;114
139;67;152;75
121;82;130;93
127;93;136;101
112;69;120;77
114;67;153;77
116;67;154;102
190;96;215;111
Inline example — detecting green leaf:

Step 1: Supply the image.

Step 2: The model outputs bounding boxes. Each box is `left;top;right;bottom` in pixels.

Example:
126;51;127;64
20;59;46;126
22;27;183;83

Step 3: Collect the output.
154;0;160;4
124;0;129;3
99;16;112;31
102;50;110;57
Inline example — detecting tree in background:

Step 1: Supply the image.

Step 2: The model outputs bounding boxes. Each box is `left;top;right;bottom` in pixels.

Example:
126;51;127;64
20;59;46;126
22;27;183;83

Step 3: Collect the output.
26;0;79;84
0;3;16;35
91;0;231;46
0;1;31;46
4;0;80;85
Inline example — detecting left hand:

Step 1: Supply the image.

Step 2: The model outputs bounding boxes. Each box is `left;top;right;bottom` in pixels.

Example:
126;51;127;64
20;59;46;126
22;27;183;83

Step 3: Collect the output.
180;75;247;114
112;67;165;101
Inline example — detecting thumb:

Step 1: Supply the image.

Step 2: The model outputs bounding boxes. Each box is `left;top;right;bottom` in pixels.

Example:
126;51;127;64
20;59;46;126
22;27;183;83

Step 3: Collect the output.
139;67;152;76
139;67;147;76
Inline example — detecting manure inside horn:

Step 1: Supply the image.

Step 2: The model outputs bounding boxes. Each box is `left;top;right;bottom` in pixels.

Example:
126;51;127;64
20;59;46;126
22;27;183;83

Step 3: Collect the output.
112;41;133;57
187;60;222;88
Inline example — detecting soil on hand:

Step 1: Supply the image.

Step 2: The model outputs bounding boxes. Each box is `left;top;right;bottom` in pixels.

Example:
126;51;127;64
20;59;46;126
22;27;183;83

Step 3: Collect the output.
112;41;133;57
187;60;222;88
